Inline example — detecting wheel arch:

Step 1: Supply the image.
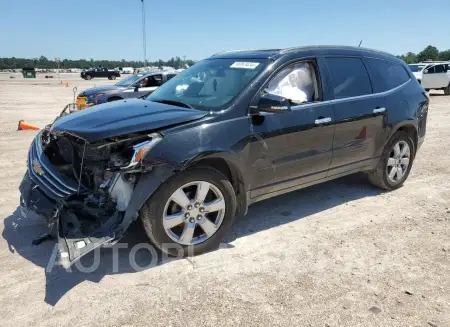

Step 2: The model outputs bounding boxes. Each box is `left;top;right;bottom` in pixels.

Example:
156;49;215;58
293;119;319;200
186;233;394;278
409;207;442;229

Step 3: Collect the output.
185;152;248;217
388;122;419;157
118;151;249;240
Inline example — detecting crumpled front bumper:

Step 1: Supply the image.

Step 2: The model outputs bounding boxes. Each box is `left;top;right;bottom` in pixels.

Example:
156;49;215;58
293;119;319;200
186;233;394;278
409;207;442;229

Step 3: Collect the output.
20;133;78;219
20;172;57;221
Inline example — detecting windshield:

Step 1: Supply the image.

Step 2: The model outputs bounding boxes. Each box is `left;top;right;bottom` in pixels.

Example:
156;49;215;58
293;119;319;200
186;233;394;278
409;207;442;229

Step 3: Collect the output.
146;58;269;110
408;65;427;72
115;74;144;87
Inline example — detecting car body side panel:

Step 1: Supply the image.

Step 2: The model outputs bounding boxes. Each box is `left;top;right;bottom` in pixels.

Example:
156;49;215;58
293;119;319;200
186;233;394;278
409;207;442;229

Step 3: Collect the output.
147;115;253;187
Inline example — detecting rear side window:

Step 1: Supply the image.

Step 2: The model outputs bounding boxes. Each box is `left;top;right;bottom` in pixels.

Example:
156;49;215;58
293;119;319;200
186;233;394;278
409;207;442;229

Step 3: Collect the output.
434;64;445;73
325;57;372;99
366;58;410;92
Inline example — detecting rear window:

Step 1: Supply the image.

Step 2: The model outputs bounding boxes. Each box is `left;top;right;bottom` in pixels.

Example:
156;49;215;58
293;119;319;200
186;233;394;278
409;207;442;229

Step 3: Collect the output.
325;57;372;99
366;58;410;92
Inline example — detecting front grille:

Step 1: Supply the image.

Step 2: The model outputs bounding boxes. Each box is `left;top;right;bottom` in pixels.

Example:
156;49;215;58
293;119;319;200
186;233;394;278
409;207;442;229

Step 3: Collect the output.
27;134;79;200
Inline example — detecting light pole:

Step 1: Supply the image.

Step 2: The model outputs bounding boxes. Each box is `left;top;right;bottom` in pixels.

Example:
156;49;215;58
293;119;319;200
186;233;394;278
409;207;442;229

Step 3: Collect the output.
141;0;147;69
55;57;60;80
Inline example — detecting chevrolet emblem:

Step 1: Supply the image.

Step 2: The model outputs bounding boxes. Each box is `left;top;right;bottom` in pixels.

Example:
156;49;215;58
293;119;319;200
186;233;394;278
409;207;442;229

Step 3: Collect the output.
33;159;44;176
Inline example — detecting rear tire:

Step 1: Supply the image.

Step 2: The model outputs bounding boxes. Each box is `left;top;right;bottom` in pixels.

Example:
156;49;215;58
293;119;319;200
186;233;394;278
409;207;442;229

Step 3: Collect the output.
111;75;116;80
140;167;236;257
85;75;92;80
444;83;450;95
368;131;415;190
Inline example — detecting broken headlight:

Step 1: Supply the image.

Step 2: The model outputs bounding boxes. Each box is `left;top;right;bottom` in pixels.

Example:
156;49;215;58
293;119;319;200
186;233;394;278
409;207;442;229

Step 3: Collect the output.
122;132;163;169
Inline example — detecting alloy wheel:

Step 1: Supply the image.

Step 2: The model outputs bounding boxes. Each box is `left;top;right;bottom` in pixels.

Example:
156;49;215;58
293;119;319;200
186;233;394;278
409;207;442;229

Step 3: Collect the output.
386;140;410;183
162;181;226;245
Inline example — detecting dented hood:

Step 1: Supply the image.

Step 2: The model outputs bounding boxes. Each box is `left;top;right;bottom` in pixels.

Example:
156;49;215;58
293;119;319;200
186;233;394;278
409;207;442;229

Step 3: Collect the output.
51;99;208;142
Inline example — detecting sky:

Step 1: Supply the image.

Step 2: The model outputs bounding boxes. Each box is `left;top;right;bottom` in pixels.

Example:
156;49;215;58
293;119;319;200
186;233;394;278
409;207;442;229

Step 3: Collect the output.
1;0;449;61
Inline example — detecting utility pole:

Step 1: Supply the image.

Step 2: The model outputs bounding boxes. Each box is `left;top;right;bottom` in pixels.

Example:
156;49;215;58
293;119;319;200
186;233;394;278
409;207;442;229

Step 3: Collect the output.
55;57;60;80
141;0;147;69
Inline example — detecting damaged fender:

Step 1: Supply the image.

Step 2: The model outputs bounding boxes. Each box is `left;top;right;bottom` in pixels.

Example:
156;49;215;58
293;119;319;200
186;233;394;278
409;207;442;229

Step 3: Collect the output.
57;164;177;268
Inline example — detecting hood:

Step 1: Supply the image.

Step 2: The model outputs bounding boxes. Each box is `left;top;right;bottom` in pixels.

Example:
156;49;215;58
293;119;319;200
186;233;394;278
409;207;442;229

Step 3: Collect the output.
413;72;422;79
80;85;126;96
51;99;208;142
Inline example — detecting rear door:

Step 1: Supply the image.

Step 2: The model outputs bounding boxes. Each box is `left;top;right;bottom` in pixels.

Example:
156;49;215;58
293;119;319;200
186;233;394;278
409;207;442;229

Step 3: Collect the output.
324;56;386;174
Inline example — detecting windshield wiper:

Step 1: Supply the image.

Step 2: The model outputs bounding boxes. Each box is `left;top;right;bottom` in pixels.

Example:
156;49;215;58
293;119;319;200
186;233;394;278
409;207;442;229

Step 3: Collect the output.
151;99;194;109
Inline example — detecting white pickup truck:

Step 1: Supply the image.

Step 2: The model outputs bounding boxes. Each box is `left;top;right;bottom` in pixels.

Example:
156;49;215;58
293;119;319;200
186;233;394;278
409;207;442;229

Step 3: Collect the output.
420;62;450;95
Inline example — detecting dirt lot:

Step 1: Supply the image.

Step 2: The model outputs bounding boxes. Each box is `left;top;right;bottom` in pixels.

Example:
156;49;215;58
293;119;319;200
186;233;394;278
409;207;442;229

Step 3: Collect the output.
0;74;449;327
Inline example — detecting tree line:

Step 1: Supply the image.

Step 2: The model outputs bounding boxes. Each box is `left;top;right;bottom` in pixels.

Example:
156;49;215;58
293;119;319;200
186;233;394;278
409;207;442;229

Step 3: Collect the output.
1;45;450;70
396;45;450;64
0;56;196;70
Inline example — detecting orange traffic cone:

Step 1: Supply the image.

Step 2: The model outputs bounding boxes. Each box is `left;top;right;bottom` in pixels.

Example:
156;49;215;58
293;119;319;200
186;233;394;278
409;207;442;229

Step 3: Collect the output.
18;120;40;131
65;82;70;87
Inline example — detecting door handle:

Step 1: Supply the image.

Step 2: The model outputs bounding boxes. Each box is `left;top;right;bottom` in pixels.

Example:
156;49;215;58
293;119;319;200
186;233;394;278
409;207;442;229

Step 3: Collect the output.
314;117;332;125
373;107;386;114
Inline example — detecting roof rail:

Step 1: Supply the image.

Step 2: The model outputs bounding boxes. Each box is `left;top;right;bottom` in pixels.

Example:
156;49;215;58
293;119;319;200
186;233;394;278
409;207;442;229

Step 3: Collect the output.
280;45;394;57
212;48;280;56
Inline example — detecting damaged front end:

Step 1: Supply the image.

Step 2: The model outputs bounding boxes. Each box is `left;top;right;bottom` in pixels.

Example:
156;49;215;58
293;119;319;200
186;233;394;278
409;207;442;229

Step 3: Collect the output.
19;127;165;268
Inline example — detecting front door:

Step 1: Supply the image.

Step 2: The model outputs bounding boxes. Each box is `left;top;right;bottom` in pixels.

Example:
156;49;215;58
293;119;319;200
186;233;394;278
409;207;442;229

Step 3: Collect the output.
136;74;163;97
422;64;448;89
249;60;335;199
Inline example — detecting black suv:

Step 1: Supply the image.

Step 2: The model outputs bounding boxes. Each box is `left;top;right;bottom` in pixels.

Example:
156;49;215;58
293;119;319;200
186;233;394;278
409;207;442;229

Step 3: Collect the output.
20;46;428;266
81;67;121;80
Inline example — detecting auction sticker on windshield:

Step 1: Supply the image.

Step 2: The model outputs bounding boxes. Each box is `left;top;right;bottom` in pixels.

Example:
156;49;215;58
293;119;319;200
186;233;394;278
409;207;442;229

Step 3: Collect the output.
230;62;260;69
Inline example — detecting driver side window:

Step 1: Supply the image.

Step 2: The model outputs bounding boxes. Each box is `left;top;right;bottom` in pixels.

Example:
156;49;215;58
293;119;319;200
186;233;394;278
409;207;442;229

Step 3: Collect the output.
265;61;319;104
145;75;162;87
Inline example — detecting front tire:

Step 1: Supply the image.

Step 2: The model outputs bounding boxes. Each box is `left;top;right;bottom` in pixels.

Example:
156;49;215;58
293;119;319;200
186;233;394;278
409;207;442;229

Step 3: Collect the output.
111;75;116;80
85;75;92;80
140;167;237;257
368;131;414;190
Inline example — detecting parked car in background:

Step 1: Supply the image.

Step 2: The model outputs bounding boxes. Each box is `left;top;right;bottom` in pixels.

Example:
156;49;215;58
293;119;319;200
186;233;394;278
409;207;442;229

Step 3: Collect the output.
80;67;121;80
408;63;432;84
19;46;428;266
421;62;450;94
121;67;134;74
76;71;178;109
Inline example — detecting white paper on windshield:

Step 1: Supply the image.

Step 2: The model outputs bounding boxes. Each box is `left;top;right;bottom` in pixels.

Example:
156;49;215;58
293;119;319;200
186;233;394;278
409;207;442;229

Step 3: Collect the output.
230;62;260;69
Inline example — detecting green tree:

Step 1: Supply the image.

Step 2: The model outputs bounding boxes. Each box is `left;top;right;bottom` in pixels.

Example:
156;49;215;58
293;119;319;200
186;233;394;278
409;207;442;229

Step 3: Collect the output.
438;49;450;61
417;45;439;62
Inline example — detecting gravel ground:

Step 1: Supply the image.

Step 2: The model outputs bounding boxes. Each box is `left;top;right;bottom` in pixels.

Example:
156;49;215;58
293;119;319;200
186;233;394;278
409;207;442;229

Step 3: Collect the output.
0;74;449;327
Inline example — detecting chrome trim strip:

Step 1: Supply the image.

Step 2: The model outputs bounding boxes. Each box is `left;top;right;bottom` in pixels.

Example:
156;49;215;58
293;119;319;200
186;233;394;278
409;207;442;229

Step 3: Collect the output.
276;79;411;112
30;148;71;195
28;151;65;198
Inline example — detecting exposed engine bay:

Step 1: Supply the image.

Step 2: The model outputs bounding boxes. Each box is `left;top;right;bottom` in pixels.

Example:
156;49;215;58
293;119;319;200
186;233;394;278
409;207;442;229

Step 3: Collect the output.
22;127;164;266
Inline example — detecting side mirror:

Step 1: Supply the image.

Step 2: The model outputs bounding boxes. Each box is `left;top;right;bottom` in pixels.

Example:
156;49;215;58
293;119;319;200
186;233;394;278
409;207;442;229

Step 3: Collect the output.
134;86;139;92
423;69;429;74
254;93;291;113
